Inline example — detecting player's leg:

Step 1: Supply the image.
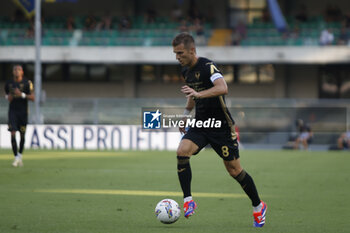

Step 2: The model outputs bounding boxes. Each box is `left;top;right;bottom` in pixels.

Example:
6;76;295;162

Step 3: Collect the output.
176;139;198;218
8;111;18;157
223;159;266;227
176;139;197;197
10;130;23;167
210;132;266;227
19;126;26;155
302;138;308;150
10;130;18;157
224;159;261;206
294;137;300;149
177;129;207;218
9;112;24;167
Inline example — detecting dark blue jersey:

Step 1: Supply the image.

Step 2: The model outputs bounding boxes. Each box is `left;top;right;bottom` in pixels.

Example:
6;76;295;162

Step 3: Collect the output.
181;57;235;129
5;78;33;114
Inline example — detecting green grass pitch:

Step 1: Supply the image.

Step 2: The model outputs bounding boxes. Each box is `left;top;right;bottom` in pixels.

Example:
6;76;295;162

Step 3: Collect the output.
0;149;349;233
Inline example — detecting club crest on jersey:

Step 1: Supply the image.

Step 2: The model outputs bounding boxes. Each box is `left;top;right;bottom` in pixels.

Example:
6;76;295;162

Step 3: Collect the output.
195;71;200;79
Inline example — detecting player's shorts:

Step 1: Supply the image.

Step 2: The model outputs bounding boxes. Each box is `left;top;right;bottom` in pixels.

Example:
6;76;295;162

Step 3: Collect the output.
182;127;239;161
8;111;28;133
299;132;310;140
298;132;312;143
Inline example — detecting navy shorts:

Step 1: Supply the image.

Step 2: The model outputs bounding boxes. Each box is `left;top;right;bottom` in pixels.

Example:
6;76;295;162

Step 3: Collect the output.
182;127;240;161
8;111;27;133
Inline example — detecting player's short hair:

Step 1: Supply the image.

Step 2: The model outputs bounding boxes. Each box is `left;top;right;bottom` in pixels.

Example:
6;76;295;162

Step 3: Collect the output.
12;64;23;70
172;32;195;50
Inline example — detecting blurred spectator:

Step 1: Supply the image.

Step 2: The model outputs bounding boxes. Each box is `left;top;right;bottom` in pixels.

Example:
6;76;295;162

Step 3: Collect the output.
295;4;308;23
337;131;350;150
289;25;300;39
294;119;313;150
178;19;189;33
171;5;183;22
119;14;131;30
97;12;112;30
236;20;247;39
191;17;206;45
66;15;76;31
145;8;157;23
229;28;242;46
85;13;97;30
319;28;334;45
338;26;349;45
26;20;34;38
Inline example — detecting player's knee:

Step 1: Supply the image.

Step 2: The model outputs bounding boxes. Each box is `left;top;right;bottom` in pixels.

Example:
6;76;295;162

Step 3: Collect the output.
228;168;242;178
226;164;243;177
176;147;192;157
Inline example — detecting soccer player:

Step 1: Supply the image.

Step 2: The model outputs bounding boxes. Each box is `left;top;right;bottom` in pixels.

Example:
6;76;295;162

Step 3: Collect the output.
172;32;267;227
4;65;35;167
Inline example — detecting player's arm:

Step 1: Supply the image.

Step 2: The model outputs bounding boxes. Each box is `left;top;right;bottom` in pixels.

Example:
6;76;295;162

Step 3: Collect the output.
25;80;35;101
184;96;195;112
26;90;35;101
181;77;228;99
13;88;35;101
4;82;13;102
179;97;195;134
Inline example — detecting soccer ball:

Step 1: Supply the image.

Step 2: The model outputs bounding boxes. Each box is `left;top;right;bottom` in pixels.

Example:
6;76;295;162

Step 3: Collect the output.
155;199;181;224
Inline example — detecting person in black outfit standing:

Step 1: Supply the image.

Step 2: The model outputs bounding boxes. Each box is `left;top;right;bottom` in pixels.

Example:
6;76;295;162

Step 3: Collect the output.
4;65;35;167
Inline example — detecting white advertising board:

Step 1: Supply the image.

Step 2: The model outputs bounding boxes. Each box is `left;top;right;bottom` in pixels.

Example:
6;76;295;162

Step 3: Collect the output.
0;124;181;150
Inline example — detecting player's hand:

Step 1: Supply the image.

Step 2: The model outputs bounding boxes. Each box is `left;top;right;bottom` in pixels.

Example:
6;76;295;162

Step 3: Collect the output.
7;94;13;102
179;126;187;134
181;85;200;98
179;117;188;134
13;88;22;97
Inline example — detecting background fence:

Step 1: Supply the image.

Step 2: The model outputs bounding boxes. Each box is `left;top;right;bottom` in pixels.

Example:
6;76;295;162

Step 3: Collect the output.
1;98;348;148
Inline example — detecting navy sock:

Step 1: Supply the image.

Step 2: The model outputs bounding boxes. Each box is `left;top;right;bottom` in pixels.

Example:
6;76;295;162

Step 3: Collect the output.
19;133;25;154
235;170;261;207
11;135;18;156
177;156;192;198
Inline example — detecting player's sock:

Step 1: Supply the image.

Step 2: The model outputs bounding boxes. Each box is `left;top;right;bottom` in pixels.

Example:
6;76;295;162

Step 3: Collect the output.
253;202;263;212
184;196;193;203
11;135;18;157
177;156;192;198
19;132;25;154
234;170;261;207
